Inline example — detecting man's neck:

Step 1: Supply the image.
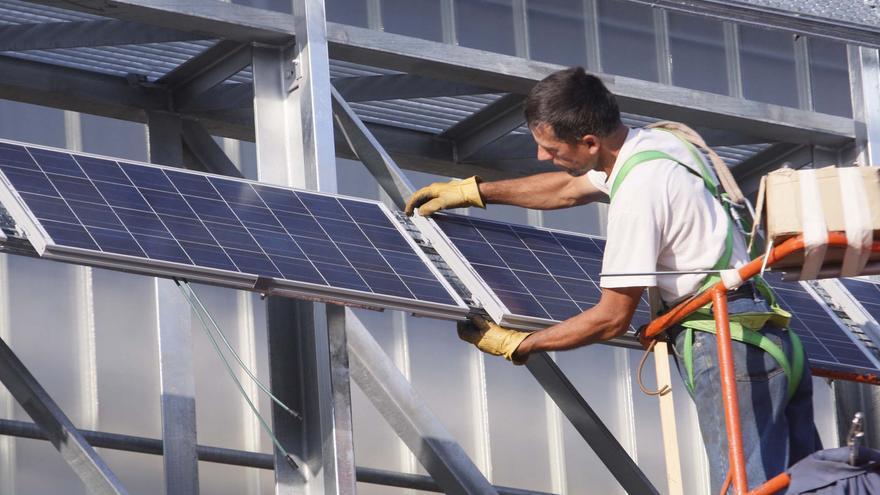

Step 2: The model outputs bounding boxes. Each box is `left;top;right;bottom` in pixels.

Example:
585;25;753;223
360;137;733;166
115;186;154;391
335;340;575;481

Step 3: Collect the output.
598;125;629;177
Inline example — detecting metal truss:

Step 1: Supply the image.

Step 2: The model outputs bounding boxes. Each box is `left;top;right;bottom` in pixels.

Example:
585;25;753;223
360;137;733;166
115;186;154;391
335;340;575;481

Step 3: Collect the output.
0;0;857;184
0;20;199;51
624;0;880;50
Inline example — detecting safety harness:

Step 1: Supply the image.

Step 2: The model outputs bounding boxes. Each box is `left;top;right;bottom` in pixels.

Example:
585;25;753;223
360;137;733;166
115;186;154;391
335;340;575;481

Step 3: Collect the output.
610;130;806;400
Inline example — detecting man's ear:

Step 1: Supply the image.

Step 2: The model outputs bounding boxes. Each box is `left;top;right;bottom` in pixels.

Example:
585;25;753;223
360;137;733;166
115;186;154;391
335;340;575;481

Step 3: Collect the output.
579;134;600;153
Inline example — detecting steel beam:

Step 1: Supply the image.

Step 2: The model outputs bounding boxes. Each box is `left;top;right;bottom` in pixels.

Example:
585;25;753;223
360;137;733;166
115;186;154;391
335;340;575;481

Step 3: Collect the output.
0;419;555;495
158;40;253;111
624;0;880;50
333;74;494;102
0;54;541;178
438;94;527;161
723;23;743;99
526;353;659;495
331;87;417;208
0;336;127;494
154;278;198;494
848;46;880;166
0;20;201;51
346;311;498;495
148;118;198;495
254;1;353;493
39;0;880;53
0;55;165;124
184;83;254;113
147;112;184;167
331;121;553;181
265;298;355;493
325;23;855;147
288;0;338;192
22;0;295;45
180;121;244;178
732;143;809;198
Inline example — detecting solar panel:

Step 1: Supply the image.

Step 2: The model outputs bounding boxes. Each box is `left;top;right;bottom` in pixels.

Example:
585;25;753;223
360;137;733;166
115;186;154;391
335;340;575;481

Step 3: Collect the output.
838;278;880;323
763;273;880;374
0;140;467;318
417;213;652;336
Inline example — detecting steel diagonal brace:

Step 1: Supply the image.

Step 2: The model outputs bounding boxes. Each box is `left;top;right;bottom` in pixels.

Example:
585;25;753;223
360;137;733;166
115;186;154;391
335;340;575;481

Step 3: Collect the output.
346;313;498;495
330;85;417;208
0;335;129;495
526;353;660;495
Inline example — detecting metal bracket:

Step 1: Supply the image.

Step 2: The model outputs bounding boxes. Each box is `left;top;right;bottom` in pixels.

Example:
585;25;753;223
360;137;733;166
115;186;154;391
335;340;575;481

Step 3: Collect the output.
285;58;302;94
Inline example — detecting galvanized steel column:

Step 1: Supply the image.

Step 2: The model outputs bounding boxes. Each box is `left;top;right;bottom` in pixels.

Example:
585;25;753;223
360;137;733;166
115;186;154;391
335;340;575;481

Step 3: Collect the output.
154;278;199;494
840;44;880;448
849;45;880;167
148;114;200;494
253;0;354;492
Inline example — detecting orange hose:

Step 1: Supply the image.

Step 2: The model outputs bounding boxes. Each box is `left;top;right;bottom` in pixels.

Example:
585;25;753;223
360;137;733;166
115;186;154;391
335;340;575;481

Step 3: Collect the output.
645;233;880;340
639;233;880;494
747;473;790;495
720;469;732;495
811;368;880;385
713;289;748;494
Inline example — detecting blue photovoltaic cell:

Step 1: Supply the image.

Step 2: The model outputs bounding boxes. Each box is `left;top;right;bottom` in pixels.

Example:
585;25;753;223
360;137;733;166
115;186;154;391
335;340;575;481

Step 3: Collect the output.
763;273;880;373
0;142;457;306
433;214;652;331
839;279;880;324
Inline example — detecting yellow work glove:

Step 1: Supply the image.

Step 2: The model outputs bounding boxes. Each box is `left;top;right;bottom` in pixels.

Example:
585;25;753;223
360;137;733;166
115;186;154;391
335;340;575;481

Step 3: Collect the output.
404;176;485;216
457;315;530;365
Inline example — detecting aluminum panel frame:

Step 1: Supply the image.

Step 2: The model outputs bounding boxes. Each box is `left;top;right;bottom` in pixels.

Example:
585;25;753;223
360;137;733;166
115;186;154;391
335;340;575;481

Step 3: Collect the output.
816;278;880;366
795;280;880;372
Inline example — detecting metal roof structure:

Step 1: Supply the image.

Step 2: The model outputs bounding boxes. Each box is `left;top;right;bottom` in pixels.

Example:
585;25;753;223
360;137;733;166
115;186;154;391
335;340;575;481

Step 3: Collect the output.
0;0;879;494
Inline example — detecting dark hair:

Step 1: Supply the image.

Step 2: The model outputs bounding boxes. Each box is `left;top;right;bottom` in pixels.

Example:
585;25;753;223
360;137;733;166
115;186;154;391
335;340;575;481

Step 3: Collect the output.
524;67;621;141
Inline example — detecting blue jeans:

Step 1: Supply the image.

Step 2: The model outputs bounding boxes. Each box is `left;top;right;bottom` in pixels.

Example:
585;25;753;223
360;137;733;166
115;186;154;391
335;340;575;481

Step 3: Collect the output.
671;298;822;494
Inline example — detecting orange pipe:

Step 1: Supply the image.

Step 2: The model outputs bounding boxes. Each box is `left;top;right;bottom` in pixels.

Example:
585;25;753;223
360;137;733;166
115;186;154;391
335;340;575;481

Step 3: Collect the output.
645;233;880;340
811;368;880;385
747;473;790;495
639;232;880;495
713;289;749;494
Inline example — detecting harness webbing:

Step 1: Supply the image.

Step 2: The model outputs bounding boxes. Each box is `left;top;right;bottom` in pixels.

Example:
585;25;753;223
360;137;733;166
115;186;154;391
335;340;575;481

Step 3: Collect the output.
609;136;804;400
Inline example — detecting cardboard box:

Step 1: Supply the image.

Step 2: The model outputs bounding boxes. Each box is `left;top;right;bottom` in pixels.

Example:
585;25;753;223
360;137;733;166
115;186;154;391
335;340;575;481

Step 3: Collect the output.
761;165;880;272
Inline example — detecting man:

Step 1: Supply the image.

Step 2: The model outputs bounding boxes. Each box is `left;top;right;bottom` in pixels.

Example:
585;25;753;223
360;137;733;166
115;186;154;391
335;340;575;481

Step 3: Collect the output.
405;67;820;492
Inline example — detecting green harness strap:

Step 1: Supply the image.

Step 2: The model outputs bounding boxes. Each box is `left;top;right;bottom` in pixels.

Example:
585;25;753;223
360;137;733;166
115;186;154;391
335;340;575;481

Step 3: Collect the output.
681;316;805;400
609;144;805;401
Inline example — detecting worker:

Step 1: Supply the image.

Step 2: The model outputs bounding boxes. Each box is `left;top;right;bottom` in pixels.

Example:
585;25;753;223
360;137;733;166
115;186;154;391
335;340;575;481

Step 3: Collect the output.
405;67;821;492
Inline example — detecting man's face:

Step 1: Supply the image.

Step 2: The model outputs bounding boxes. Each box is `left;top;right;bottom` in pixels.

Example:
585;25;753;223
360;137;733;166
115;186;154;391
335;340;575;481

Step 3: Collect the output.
531;124;599;177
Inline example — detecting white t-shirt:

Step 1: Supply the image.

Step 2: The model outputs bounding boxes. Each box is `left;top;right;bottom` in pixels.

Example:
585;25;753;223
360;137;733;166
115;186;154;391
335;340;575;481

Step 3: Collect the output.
596;128;749;304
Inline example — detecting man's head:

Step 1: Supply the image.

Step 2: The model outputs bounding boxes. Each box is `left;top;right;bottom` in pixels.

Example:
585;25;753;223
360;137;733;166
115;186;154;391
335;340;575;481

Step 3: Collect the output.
524;67;622;176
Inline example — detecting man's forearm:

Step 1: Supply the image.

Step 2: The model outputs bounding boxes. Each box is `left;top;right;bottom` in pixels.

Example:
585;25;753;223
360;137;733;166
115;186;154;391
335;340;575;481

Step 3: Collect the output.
514;307;629;358
479;171;603;210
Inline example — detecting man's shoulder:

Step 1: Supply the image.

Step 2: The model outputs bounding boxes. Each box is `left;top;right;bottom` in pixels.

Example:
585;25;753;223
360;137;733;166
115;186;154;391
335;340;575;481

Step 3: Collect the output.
624;127;689;157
